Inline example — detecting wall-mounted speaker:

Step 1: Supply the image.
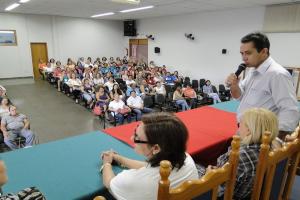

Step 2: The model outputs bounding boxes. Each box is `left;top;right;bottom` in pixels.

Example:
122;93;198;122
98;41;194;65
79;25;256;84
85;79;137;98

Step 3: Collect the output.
154;47;160;53
124;20;136;36
222;49;227;54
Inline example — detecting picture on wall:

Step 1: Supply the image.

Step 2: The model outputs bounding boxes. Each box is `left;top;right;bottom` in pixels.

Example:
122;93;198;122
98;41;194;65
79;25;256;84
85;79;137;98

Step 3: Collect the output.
0;30;17;46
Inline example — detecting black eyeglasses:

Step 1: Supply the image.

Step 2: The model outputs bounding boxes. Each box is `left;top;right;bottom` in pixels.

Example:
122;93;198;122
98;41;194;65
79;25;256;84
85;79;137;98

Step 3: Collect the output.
133;132;149;144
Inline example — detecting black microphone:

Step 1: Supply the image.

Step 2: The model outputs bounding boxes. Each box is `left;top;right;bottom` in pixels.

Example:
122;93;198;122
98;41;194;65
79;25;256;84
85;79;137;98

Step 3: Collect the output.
235;63;246;77
226;63;246;87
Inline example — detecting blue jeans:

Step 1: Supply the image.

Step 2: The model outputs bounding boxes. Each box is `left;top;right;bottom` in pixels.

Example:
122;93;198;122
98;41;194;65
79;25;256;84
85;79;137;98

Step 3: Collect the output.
133;107;153;120
4;129;35;150
176;100;190;111
115;113;131;124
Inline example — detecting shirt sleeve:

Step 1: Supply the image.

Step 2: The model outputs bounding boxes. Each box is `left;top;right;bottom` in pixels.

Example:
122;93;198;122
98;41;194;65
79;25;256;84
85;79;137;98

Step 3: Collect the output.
271;73;300;131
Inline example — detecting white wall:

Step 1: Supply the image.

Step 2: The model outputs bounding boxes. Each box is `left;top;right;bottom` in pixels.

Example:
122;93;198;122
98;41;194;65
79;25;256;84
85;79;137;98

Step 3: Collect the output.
0;13;124;79
136;7;266;85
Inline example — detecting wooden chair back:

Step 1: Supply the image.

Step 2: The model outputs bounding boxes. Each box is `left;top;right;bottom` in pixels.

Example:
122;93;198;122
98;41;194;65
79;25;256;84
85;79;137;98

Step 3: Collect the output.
251;128;300;200
158;135;240;200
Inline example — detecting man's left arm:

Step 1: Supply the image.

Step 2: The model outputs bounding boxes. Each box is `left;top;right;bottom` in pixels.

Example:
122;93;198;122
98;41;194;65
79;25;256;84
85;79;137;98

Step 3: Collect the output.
272;73;300;132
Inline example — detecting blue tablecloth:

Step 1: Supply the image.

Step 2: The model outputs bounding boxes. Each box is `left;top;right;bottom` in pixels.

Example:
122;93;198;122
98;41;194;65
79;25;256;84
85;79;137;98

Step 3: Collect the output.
1;131;143;200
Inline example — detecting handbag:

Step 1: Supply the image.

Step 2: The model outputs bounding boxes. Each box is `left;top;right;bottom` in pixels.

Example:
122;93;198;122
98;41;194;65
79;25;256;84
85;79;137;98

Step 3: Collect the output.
93;105;102;116
118;107;130;115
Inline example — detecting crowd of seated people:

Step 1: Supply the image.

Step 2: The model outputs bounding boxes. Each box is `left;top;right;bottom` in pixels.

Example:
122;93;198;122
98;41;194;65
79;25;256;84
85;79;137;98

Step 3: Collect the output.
40;56;223;126
0;86;36;151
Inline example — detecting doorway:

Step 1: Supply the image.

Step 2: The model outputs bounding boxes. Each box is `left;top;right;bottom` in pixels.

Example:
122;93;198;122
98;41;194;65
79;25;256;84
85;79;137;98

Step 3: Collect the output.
129;39;148;63
30;43;48;80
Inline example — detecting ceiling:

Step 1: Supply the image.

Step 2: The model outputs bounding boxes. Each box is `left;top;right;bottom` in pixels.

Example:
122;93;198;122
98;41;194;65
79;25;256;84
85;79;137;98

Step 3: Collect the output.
0;0;299;20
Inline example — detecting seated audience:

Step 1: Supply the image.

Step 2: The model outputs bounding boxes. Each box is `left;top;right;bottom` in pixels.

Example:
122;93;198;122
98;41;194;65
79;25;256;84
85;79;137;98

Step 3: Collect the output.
0;160;46;199
95;86;110;112
110;84;125;101
202;80;221;104
127;91;153;120
125;75;136;86
104;77;117;92
0;106;35;150
38;58;47;80
101;112;198;200
146;74;155;86
67;73;82;103
126;83;141;97
93;73;105;86
0;97;10;118
108;94;131;124
183;84;197;108
154;81;166;96
164;72;177;85
81;78;95;108
196;108;279;199
173;86;190;111
140;79;154;98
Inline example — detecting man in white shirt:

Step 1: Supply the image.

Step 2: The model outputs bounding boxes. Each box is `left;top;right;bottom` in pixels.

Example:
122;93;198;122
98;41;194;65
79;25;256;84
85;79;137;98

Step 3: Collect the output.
127;91;153;120
226;32;300;139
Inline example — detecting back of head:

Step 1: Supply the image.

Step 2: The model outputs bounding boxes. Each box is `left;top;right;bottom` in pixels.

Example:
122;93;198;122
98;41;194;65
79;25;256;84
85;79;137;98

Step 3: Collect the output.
241;108;278;145
142;112;188;169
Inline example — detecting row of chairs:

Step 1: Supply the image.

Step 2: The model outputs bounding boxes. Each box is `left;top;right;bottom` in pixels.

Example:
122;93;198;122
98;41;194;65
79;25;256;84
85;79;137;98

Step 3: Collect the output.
94;127;300;200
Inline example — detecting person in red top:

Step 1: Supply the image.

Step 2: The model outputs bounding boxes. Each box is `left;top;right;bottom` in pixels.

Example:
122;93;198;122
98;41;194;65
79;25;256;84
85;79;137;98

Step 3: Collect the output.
38;58;46;80
183;84;197;108
146;74;155;86
53;66;62;91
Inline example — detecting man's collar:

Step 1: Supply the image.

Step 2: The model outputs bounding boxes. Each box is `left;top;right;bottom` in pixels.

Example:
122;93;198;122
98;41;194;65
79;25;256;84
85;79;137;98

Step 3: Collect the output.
255;56;273;75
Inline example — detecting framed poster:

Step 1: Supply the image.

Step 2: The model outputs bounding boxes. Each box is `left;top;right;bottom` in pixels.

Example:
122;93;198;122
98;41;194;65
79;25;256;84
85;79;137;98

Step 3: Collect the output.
0;30;17;46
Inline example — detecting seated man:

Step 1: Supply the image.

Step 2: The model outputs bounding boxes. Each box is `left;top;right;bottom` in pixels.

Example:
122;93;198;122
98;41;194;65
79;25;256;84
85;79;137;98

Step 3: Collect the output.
127;91;153;121
1;106;35;150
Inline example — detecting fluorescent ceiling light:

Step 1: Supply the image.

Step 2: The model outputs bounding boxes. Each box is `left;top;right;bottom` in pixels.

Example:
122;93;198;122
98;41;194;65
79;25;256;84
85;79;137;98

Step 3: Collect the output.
0;31;15;34
112;0;140;4
5;3;20;11
20;0;30;3
91;12;115;18
120;5;154;13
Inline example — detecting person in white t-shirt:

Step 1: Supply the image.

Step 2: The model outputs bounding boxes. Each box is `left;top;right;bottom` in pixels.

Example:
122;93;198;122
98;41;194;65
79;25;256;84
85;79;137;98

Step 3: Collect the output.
101;112;199;200
104;77;117;92
127;91;153;120
125;75;136;86
108;94;131;124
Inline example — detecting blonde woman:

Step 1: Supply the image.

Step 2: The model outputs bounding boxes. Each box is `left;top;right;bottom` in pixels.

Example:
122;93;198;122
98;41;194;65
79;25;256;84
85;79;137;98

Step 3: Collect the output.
197;108;279;200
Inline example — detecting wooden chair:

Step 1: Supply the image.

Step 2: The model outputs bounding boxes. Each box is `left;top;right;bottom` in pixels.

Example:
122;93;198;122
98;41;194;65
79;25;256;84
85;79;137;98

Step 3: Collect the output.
158;135;240;200
251;128;300;200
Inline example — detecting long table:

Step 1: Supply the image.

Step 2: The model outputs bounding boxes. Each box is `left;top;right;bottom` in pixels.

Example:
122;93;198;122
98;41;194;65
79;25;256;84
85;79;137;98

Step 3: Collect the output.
1;131;143;200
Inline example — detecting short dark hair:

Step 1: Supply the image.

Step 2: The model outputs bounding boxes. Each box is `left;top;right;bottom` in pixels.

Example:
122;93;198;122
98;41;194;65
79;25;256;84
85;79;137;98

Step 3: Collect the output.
241;32;270;54
142;112;188;169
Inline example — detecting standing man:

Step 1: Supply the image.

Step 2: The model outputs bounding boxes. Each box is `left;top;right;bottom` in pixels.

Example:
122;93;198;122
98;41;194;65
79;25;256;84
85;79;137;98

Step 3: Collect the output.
226;32;299;139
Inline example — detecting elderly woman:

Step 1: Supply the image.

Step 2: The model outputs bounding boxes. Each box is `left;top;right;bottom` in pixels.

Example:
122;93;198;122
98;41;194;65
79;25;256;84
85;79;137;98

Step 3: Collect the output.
101;112;198;200
197;108;279;199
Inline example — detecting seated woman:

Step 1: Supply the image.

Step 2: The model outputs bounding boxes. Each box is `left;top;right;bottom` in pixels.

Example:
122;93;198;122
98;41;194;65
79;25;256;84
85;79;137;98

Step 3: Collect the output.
154;81;166;96
110;84;125;101
183;84;197;108
81;78;95;108
202;80;221;104
101;112;198;200
196;108;279;199
108;94;131;124
95;86;110;113
0;97;10;119
66;73;82;103
173;85;190;111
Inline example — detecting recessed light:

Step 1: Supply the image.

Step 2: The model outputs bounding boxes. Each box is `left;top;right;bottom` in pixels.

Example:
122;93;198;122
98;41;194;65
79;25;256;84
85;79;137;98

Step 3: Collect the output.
20;0;31;3
5;3;20;11
120;5;154;13
91;12;115;18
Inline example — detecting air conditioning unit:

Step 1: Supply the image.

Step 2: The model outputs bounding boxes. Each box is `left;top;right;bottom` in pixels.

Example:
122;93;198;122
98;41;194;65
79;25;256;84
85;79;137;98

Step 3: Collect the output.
111;0;140;4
